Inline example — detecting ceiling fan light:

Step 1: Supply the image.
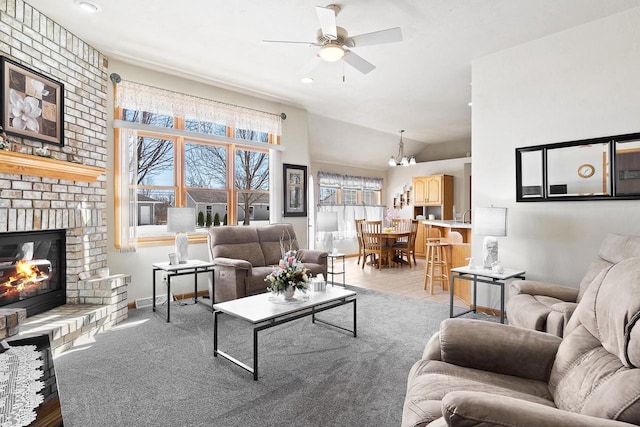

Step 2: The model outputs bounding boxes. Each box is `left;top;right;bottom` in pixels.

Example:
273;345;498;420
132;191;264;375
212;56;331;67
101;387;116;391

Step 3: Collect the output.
318;44;345;62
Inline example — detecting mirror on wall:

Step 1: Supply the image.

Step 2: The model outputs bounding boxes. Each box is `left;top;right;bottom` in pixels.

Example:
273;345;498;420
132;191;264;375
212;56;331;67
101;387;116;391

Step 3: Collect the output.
615;137;640;196
516;132;640;202
546;142;611;197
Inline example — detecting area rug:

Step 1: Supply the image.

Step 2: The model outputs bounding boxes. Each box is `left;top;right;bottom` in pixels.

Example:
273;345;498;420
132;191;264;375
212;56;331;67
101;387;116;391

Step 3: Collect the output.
53;286;497;427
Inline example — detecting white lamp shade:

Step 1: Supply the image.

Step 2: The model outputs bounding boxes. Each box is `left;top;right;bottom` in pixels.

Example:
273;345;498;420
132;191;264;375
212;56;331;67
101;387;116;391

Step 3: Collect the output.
317;211;338;232
474;207;507;237
167;207;196;233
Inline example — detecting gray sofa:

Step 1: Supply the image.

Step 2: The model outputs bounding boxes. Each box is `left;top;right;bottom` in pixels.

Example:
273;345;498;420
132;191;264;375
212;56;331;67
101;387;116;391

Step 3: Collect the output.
207;223;327;302
402;256;640;427
507;233;640;337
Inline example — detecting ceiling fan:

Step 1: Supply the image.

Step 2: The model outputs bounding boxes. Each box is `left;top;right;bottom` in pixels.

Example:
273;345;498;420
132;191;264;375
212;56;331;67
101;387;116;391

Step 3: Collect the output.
262;4;402;75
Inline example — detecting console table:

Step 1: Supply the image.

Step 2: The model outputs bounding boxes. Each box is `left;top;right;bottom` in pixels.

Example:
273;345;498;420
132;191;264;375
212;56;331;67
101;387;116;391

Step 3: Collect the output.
449;266;526;323
152;259;215;322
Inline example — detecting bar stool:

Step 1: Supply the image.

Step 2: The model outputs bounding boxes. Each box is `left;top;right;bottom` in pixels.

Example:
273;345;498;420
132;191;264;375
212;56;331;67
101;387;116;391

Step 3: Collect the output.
424;228;450;295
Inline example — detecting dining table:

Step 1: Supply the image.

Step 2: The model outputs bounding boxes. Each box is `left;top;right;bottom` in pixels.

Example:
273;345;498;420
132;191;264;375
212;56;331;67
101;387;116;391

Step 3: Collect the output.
381;229;411;267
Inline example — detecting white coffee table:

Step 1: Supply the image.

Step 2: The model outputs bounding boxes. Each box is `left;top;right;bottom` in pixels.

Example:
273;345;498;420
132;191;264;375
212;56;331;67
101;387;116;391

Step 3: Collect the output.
213;285;357;380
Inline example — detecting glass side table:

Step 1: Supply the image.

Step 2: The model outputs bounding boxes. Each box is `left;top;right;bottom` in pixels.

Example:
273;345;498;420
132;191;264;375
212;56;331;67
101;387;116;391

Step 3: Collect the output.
327;253;346;287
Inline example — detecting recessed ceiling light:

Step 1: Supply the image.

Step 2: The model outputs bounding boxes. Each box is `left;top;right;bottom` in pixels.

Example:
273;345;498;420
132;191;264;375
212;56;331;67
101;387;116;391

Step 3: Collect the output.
74;0;101;12
301;77;314;84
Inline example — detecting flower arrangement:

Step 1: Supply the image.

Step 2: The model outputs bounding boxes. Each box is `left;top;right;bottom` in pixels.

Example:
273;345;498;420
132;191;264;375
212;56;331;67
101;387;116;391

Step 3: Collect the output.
265;231;309;295
385;207;400;223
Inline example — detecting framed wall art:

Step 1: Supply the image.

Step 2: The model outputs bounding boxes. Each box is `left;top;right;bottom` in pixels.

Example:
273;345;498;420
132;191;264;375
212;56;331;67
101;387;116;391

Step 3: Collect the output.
1;56;64;146
283;163;307;217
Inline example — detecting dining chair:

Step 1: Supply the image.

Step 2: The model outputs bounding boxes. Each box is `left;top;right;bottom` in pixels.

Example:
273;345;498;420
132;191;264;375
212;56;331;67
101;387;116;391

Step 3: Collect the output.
391;218;411;242
355;218;365;265
393;219;419;267
361;220;391;269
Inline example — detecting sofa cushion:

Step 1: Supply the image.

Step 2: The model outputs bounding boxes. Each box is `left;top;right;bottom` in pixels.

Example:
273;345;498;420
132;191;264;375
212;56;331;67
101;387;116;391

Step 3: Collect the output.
550;258;640;424
257;223;300;266
245;266;274;296
403;359;554;426
577;258;640;368
507;294;560;331
209;226;266;267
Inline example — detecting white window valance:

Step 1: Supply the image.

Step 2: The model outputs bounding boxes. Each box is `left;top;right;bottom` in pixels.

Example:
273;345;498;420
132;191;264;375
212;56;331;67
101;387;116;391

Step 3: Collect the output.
318;172;383;190
115;80;282;136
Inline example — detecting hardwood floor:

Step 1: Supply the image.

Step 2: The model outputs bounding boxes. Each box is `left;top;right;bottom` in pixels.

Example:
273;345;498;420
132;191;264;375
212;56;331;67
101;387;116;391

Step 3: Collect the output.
331;255;468;308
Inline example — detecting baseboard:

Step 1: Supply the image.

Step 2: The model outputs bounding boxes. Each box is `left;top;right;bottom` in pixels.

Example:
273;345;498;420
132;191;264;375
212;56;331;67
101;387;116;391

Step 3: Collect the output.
134;294;174;309
474;304;504;318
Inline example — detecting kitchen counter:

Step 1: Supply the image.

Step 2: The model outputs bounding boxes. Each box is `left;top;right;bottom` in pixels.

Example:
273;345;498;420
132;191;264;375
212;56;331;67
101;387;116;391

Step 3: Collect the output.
421;220;472;229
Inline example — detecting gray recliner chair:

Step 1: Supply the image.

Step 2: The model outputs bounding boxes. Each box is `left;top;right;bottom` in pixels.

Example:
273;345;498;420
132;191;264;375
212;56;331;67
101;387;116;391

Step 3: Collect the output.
506;233;640;337
402;256;640;426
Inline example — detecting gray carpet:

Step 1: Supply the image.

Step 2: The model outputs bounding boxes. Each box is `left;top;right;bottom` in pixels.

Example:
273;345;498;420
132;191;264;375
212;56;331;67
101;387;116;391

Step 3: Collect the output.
54;286;497;427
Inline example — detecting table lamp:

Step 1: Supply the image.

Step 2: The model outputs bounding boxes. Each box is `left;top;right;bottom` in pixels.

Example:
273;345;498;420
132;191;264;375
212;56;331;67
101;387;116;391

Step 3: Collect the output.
167;207;196;264
474;207;507;269
316;211;338;253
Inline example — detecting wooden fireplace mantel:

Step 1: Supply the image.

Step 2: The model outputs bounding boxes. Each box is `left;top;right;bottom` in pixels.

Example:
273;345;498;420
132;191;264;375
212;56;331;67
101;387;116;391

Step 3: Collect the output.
0;150;106;183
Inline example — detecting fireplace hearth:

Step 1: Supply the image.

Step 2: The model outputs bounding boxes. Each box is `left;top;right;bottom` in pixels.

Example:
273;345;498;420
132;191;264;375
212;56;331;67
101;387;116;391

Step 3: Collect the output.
0;230;66;317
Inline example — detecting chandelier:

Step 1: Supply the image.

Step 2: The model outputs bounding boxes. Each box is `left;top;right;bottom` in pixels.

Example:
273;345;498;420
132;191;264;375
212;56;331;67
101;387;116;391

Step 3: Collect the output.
388;130;416;166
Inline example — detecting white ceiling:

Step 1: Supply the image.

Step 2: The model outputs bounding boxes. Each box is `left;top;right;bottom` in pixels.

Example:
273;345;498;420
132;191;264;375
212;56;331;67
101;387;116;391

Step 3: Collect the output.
25;0;640;166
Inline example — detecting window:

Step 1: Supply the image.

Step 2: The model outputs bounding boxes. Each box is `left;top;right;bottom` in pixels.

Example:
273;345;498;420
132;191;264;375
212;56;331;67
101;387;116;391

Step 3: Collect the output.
114;81;282;249
319;186;338;204
317;172;382;206
315;172;384;248
362;189;379;205
235;148;269;225
342;188;358;205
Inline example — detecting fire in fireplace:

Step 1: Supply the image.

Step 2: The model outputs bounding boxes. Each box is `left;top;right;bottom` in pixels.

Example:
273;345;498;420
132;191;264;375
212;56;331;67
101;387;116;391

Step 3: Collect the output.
0;230;66;316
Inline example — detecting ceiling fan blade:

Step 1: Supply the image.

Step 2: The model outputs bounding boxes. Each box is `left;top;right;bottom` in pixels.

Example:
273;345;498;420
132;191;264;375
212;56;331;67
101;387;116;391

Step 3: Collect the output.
316;5;338;39
347;27;402;48
299;56;322;75
262;39;317;45
343;50;376;74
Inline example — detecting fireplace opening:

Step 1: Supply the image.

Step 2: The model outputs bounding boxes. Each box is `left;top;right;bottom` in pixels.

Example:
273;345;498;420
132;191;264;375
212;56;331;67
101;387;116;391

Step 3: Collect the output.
0;230;66;316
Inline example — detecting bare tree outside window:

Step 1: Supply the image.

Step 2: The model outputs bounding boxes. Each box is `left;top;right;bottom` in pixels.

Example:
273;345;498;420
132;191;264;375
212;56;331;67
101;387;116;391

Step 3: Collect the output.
235;148;269;225
185;143;226;188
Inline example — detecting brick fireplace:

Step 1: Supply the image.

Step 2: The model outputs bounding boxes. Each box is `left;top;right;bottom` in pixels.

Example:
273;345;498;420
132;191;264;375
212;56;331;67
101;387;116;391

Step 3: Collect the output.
0;2;128;353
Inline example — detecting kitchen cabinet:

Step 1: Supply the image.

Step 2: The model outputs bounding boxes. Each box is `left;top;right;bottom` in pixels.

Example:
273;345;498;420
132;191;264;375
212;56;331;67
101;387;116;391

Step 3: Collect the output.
412;174;454;257
412;174;452;206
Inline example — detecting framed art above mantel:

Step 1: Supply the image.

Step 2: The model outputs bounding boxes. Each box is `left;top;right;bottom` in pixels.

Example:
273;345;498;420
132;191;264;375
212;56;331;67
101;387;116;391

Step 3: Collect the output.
0;56;64;147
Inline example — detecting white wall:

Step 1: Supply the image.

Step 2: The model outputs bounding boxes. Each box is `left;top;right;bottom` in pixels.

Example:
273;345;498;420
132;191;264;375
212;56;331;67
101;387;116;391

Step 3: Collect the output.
387;158;472;220
105;60;309;302
472;7;640;309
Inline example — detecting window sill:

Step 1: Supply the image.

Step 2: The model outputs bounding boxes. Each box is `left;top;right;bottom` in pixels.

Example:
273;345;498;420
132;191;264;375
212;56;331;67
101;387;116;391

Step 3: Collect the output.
135;234;208;248
0;150;105;182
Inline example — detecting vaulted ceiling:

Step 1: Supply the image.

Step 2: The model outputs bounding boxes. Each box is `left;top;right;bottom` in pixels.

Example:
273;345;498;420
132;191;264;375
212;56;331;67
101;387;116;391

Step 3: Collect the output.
26;0;640;167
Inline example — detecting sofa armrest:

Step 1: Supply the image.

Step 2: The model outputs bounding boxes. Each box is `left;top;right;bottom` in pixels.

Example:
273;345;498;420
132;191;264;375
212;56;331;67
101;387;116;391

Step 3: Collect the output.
441;391;636;427
438;319;561;382
297;249;328;265
546;301;579;337
509;280;579;302
212;257;253;272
